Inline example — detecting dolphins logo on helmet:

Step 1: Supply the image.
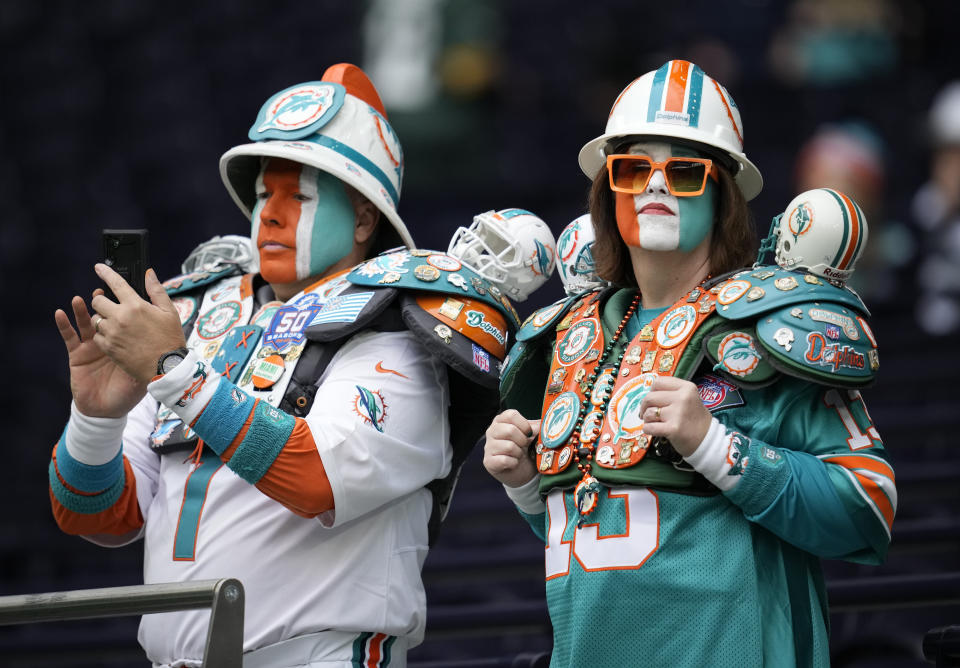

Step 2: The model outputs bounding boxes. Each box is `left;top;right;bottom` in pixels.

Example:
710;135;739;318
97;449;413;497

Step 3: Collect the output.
219;63;414;252
758;188;869;285
556;214;606;296
448;208;556;302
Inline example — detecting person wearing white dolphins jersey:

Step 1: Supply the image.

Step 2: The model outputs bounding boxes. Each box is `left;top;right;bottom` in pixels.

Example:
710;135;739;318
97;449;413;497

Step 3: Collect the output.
485;60;895;667
49;64;450;668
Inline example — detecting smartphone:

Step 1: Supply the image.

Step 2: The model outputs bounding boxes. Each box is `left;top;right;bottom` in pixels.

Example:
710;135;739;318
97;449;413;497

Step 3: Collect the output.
102;229;150;301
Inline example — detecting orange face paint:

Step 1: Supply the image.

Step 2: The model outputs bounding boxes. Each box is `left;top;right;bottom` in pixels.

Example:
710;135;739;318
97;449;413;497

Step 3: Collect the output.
615;191;641;247
256;159;304;284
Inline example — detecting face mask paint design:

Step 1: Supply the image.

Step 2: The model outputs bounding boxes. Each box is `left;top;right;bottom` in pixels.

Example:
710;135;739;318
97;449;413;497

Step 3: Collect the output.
252;158;356;284
614;142;718;252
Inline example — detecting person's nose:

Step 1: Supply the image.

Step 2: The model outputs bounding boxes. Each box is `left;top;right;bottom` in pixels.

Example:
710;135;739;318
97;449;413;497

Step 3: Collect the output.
260;197;286;228
647;168;670;195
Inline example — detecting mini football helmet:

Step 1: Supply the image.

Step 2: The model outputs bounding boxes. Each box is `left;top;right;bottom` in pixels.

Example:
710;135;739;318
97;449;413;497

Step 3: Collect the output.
448;208;556;302
556;214;605;296
758;188;869;285
181;235;256;274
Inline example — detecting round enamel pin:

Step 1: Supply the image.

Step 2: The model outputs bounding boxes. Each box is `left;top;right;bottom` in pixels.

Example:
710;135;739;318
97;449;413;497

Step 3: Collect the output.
251;354;285;389
717;280;751;305
556;318;600;366
196;301;242;340
655;305;698;348
717;331;761;377
541;391;580;449
414;265;440;282
427;254;462;271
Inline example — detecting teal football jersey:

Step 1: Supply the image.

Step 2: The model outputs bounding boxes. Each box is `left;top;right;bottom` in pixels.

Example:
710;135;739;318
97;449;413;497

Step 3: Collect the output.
513;295;894;668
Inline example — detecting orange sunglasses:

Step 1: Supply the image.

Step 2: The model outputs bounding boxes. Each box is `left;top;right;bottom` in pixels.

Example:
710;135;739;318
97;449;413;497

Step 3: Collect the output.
606;154;719;197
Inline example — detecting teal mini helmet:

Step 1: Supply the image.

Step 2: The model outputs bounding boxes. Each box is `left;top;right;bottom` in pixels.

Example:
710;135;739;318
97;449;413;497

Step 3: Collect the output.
219;63;414;251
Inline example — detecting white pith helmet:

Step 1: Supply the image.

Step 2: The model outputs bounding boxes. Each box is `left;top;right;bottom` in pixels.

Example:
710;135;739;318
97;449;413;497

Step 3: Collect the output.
556;214;605;296
219;63;414;249
578;59;763;201
770;188;869;284
448;208;556;302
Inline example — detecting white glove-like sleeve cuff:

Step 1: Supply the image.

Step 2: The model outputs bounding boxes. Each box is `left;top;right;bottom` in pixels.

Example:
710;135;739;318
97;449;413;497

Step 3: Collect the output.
682;416;740;492
503;474;545;515
147;350;221;426
66;401;126;465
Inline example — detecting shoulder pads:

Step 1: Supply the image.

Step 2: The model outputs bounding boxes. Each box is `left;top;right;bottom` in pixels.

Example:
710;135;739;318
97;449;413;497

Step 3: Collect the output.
163;265;242;296
714;265;869;321
398;292;504;389
755;302;879;387
347;249;521;331
701;321;781;389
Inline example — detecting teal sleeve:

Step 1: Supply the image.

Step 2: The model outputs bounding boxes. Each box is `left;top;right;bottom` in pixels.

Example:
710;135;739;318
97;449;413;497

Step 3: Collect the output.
723;378;894;564
518;508;548;544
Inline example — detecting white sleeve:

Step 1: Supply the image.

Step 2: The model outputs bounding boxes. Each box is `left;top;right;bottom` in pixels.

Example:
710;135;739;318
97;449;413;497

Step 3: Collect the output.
307;329;451;527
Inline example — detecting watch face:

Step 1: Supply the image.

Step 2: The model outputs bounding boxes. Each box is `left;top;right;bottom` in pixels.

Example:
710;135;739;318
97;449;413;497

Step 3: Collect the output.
160;352;187;375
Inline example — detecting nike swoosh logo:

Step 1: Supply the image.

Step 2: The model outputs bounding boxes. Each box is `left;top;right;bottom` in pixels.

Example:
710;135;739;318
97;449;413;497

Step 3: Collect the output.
375;361;408;378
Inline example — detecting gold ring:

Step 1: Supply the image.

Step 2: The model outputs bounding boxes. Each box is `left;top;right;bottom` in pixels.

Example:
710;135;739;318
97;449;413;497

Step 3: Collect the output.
94;315;103;334
654;406;661;420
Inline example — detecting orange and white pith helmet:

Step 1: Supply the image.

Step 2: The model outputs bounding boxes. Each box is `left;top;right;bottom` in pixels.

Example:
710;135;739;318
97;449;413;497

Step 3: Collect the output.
578;59;763;201
219;63;414;249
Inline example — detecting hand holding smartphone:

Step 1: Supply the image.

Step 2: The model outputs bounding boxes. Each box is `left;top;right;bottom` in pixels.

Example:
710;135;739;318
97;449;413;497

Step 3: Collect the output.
101;229;150;301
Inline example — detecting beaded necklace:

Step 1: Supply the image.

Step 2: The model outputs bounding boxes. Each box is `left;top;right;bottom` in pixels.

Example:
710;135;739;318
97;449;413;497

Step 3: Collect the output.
571;291;641;525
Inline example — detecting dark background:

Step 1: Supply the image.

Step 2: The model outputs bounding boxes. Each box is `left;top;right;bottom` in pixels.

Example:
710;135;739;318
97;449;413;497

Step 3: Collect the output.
1;0;959;665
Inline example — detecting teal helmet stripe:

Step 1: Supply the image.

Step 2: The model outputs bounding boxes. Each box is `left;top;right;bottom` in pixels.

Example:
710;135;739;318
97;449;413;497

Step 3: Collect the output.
848;199;867;269
646;62;670;122
305;134;399;207
687;65;705;128
823;188;852;268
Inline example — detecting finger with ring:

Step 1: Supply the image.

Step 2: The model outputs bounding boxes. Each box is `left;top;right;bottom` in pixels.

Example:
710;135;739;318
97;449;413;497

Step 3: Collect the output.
654;406;662;420
94;315;104;334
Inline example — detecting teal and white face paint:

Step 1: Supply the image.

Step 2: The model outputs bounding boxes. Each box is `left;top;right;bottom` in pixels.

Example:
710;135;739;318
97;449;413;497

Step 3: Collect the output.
252;158;356;283
616;141;718;252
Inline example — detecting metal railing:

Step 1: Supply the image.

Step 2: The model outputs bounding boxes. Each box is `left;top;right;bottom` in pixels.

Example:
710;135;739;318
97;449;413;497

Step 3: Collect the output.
0;578;243;668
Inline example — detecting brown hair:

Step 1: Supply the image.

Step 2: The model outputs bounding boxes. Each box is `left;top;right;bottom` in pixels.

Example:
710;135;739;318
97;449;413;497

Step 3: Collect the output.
589;159;756;286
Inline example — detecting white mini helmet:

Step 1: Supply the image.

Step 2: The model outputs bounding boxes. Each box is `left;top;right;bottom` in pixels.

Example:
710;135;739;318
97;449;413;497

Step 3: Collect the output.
219;63;414;250
181;235;255;274
578;59;763;201
766;188;869;285
448;208;556;302
556;214;605;296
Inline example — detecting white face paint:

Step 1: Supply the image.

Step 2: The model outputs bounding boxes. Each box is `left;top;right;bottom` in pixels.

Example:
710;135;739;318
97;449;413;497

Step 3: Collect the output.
628;141;681;251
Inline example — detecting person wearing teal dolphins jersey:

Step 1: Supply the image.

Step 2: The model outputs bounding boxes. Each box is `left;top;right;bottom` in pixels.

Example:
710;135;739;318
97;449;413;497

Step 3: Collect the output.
484;59;895;668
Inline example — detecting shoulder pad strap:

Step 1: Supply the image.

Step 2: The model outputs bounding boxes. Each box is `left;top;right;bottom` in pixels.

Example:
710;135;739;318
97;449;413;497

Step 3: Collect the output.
163;265;241;296
347;249;521;330
398;292;501;389
304;284;400;343
714;265;869;321
755;302;879;387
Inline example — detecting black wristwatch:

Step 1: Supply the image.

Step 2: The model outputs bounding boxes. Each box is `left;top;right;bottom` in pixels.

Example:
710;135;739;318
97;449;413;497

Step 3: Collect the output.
157;347;190;375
